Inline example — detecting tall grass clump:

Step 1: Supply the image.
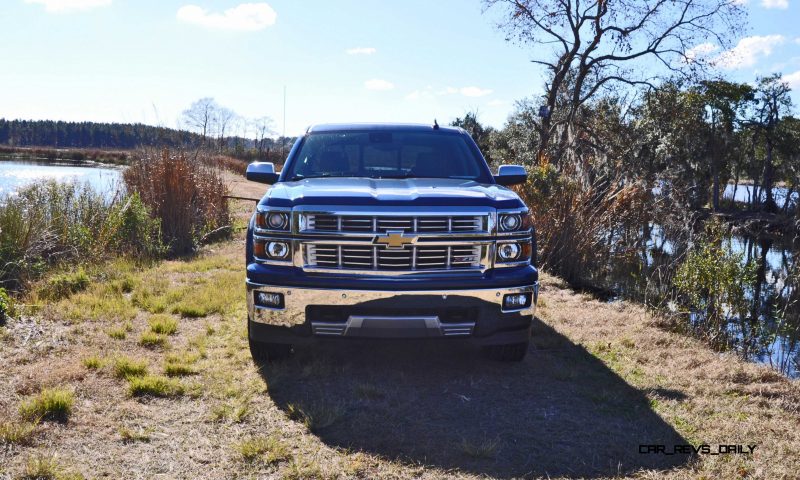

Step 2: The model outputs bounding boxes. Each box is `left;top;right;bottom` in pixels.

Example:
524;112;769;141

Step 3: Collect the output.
124;149;229;255
518;164;648;287
0;182;163;290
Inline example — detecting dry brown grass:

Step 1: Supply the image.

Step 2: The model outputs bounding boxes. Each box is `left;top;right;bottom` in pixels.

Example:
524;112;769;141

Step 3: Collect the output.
124;148;229;255
0;185;797;479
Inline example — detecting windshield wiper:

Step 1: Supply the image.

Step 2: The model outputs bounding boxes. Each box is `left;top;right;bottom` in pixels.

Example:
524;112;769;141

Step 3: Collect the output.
377;173;420;179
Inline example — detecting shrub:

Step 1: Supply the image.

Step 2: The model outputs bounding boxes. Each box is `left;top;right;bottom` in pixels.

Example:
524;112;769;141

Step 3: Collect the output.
0;287;14;323
43;269;90;301
19;388;74;422
674;221;757;348
124;149;229;255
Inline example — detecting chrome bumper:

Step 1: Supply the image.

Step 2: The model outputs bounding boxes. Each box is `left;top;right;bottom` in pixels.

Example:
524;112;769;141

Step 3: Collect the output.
247;281;537;338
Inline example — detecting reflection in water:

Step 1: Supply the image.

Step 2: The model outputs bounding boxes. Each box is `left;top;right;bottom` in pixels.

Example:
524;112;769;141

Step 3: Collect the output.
0;159;122;198
602;221;798;378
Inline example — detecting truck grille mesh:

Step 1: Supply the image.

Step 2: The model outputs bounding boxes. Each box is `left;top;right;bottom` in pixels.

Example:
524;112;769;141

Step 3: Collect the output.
306;244;482;271
305;214;484;233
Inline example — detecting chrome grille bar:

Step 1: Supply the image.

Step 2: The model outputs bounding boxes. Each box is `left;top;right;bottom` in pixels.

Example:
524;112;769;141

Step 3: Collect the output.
306;244;482;271
304;213;485;234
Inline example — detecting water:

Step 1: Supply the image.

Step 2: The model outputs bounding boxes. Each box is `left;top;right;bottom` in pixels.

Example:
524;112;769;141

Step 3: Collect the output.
603;222;799;378
0;158;122;197
724;183;798;208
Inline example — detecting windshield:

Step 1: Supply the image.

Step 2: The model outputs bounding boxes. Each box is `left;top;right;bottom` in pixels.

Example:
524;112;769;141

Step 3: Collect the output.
284;131;489;182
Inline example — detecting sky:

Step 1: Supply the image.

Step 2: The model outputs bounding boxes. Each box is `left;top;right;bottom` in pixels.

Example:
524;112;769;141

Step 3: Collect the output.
1;0;800;137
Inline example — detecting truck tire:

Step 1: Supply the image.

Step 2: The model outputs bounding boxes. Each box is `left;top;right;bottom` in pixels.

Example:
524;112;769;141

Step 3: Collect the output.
249;338;292;363
483;341;529;362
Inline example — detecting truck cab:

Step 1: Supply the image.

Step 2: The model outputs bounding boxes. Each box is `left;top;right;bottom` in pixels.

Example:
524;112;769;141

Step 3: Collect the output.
245;123;538;362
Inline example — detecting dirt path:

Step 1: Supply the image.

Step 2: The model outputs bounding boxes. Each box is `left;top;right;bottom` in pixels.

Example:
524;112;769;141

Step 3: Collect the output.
0;176;798;479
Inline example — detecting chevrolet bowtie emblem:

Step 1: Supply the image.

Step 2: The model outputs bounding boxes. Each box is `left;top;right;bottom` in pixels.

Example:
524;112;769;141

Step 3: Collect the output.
374;231;417;249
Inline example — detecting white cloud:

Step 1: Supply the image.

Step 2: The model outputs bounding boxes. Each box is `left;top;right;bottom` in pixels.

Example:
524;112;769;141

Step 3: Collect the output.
459;86;493;97
437;86;459;95
364;79;394;91
24;0;111;13
784;71;800;89
714;35;785;69
761;0;789;8
177;3;277;31
795;37;800;44
685;42;719;62
346;47;376;55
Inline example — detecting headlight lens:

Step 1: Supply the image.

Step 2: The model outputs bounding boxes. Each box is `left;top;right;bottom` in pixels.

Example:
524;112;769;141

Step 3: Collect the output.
256;211;290;231
499;212;531;232
267;241;289;259
498;243;521;261
496;241;532;264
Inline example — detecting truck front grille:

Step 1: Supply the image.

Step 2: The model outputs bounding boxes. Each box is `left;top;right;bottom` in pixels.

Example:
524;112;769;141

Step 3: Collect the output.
305;214;485;234
306;244;483;271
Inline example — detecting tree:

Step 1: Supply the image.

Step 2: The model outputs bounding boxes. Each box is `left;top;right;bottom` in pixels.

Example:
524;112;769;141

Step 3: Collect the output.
748;74;793;213
251;116;275;155
485;0;745;166
181;97;218;142
451;111;495;164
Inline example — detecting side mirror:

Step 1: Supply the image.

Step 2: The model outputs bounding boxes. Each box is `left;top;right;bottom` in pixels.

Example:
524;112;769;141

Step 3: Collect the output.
494;165;527;186
246;162;279;184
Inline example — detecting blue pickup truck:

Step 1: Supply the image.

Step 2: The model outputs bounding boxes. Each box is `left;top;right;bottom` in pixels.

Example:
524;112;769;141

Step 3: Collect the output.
245;123;538;362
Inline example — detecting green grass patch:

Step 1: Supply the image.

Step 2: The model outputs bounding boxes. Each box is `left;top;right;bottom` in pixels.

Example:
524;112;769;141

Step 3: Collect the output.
138;331;168;348
0;420;36;445
234;436;291;464
113;356;148;379
19;387;74;422
128;375;184;397
81;356;103;370
148;314;178;335
286;401;346;432
107;322;132;340
63;289;137;323
22;454;85;480
119;426;151;443
41;269;90;301
164;351;200;377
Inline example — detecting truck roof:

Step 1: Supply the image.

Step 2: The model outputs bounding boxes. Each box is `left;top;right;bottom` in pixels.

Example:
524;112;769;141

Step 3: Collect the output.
305;122;465;134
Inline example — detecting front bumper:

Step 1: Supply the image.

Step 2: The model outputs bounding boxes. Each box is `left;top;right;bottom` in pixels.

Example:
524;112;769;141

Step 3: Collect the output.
247;281;537;340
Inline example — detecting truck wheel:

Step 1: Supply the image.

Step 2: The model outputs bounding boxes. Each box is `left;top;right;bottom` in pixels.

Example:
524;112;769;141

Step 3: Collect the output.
249;338;292;363
483;341;529;362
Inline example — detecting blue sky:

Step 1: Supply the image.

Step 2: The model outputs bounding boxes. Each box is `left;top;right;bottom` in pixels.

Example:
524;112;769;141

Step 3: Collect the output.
1;0;800;137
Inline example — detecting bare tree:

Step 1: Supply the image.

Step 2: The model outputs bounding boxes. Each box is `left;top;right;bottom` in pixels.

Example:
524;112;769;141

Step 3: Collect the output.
485;0;746;165
252;116;275;154
213;107;236;150
181;97;218;142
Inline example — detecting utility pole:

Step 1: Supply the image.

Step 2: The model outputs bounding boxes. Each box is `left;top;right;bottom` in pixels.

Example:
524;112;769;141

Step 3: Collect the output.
282;86;286;160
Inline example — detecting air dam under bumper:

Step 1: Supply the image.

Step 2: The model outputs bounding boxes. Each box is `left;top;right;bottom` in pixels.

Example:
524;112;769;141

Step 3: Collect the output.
247;281;537;343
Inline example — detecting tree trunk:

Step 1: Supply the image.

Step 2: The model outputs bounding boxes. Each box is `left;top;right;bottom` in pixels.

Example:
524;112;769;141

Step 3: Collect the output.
762;136;777;213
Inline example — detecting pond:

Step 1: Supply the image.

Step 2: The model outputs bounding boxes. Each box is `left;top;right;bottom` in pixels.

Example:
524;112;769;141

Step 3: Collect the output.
0;158;123;197
602;221;799;378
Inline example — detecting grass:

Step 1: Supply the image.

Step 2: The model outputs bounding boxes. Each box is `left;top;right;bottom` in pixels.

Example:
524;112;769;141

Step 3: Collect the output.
43;269;90;301
118;426;151;443
460;438;500;459
148;314;178;335
82;356;103;370
286;401;347;432
138;331;168;348
19;387;75;422
234;436;291;465
21;455;85;480
0;420;37;445
127;375;184;397
112;356;148;379
164;351;199;377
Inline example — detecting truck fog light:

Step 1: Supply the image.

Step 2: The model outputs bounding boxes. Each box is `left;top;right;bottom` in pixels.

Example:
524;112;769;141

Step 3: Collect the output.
498;243;521;261
503;293;531;309
267;212;288;230
267;241;289;259
255;292;284;309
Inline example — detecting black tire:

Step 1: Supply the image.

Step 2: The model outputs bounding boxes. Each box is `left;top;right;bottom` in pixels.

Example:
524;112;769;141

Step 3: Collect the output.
483;341;529;362
249;338;293;363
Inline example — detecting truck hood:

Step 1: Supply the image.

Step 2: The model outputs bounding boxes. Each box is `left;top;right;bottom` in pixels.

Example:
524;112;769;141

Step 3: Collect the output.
259;177;525;209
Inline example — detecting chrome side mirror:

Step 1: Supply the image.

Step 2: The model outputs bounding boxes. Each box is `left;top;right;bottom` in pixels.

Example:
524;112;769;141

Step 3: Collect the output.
246;162;279;184
494;165;527;186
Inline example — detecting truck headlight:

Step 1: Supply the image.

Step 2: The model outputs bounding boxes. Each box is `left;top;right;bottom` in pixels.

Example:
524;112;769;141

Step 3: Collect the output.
256;210;290;231
267;241;290;259
498;212;531;232
496;241;532;264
